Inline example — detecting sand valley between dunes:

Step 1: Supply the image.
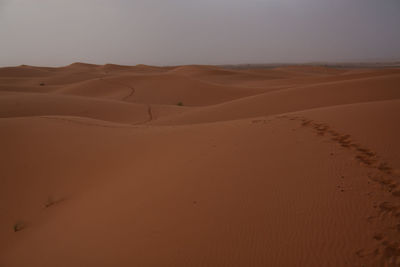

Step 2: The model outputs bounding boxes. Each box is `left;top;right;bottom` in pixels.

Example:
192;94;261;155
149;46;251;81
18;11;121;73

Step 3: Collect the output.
1;63;400;266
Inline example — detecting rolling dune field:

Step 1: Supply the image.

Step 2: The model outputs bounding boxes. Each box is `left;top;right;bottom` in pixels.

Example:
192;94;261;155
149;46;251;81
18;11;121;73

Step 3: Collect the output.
1;63;400;266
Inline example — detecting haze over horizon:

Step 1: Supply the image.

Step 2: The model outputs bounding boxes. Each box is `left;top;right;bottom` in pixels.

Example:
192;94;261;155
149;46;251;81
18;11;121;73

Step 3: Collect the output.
1;1;400;266
1;0;400;67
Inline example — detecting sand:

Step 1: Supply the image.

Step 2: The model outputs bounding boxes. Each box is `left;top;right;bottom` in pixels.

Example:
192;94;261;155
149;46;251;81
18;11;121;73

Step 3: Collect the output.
0;63;399;266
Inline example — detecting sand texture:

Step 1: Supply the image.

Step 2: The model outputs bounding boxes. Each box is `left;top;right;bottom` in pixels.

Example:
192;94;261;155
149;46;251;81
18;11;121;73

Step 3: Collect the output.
1;63;400;266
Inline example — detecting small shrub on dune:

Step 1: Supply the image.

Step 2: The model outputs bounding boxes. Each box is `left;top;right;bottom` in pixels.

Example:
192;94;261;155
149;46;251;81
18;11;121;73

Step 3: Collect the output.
13;221;26;232
44;195;65;208
45;196;56;208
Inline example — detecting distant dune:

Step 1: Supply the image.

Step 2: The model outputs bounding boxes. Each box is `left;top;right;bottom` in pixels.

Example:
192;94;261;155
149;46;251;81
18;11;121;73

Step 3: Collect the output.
0;63;399;266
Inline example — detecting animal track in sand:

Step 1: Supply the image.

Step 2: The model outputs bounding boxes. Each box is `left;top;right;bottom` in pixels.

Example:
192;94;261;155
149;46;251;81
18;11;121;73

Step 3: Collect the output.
44;196;66;208
282;115;397;186
99;78;136;101
280;115;400;265
147;104;153;121
132;104;153;125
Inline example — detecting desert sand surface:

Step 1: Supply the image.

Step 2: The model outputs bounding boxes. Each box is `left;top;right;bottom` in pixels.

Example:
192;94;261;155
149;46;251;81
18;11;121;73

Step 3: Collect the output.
1;63;400;266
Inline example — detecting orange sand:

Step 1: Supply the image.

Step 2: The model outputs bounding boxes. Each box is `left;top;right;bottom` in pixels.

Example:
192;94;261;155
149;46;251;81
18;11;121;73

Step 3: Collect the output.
1;63;399;266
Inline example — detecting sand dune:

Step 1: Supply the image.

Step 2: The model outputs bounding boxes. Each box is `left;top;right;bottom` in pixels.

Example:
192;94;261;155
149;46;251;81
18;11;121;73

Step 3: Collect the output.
154;72;400;125
0;93;152;123
0;64;399;266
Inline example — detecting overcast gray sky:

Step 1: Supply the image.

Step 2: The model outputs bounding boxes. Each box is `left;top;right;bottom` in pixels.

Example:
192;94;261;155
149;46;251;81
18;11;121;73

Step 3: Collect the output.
0;0;399;66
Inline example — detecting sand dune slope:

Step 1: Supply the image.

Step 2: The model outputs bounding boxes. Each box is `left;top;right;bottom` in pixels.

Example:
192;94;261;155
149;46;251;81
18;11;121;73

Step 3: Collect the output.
0;115;377;266
0;93;153;123
154;72;400;125
0;64;399;266
55;73;265;105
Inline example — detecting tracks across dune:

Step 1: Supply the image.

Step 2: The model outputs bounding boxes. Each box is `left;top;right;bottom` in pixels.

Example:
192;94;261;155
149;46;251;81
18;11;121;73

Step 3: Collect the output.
98;78;136;101
279;114;400;264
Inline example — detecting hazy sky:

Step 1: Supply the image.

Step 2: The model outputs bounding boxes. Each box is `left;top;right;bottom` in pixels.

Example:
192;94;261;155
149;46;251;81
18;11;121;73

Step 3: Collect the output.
0;0;399;66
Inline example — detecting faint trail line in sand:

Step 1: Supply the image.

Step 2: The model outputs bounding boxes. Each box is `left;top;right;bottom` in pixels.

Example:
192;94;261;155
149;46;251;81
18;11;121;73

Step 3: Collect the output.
39;116;138;129
99;78;136;101
278;115;400;265
39;104;153;127
122;86;135;101
131;104;153;125
147;104;153;121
